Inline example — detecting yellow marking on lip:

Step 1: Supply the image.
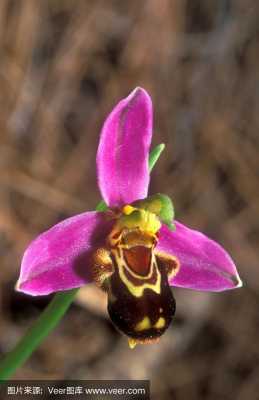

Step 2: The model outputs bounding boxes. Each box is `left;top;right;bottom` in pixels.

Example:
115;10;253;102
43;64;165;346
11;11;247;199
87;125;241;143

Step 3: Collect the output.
113;249;161;298
154;317;165;329
135;316;152;332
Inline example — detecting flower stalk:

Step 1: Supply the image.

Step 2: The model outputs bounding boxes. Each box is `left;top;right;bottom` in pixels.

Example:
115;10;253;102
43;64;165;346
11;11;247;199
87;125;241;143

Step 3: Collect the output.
0;289;78;380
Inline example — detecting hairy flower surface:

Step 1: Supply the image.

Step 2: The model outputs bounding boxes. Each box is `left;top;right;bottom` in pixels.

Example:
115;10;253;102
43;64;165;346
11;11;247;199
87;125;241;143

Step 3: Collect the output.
17;88;242;348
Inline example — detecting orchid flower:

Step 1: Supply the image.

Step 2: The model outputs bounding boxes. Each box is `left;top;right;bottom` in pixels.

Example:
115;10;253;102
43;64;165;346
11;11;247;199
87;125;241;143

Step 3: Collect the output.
17;87;242;349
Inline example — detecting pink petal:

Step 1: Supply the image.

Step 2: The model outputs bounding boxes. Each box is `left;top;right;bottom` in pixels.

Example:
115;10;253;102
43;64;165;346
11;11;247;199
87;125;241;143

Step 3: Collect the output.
17;211;113;295
157;222;242;292
97;87;152;207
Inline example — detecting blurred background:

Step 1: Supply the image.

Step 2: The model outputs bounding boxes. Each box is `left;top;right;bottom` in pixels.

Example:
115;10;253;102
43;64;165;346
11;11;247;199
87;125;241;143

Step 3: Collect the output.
0;0;258;399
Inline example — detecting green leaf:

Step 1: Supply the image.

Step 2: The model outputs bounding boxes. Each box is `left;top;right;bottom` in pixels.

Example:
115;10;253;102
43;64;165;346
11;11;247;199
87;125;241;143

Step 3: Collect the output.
148;143;165;172
133;193;175;230
96;200;108;212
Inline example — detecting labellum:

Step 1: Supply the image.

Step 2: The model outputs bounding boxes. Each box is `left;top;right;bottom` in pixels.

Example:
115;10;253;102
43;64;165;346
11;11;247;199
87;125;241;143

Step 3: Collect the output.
92;205;179;348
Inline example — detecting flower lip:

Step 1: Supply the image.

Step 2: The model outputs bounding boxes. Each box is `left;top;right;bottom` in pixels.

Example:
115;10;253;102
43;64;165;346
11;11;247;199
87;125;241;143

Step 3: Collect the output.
107;244;176;343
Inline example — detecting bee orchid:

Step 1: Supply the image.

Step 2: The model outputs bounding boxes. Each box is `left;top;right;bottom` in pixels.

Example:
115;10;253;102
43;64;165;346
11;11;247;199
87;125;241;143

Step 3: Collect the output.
17;88;242;348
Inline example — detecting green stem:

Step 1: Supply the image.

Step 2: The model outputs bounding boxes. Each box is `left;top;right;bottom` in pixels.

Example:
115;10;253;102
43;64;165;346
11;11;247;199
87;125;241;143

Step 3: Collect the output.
0;143;165;380
0;289;78;380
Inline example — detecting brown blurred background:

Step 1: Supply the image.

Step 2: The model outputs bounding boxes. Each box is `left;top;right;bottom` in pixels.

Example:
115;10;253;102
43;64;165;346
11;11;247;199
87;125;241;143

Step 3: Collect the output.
0;0;259;399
